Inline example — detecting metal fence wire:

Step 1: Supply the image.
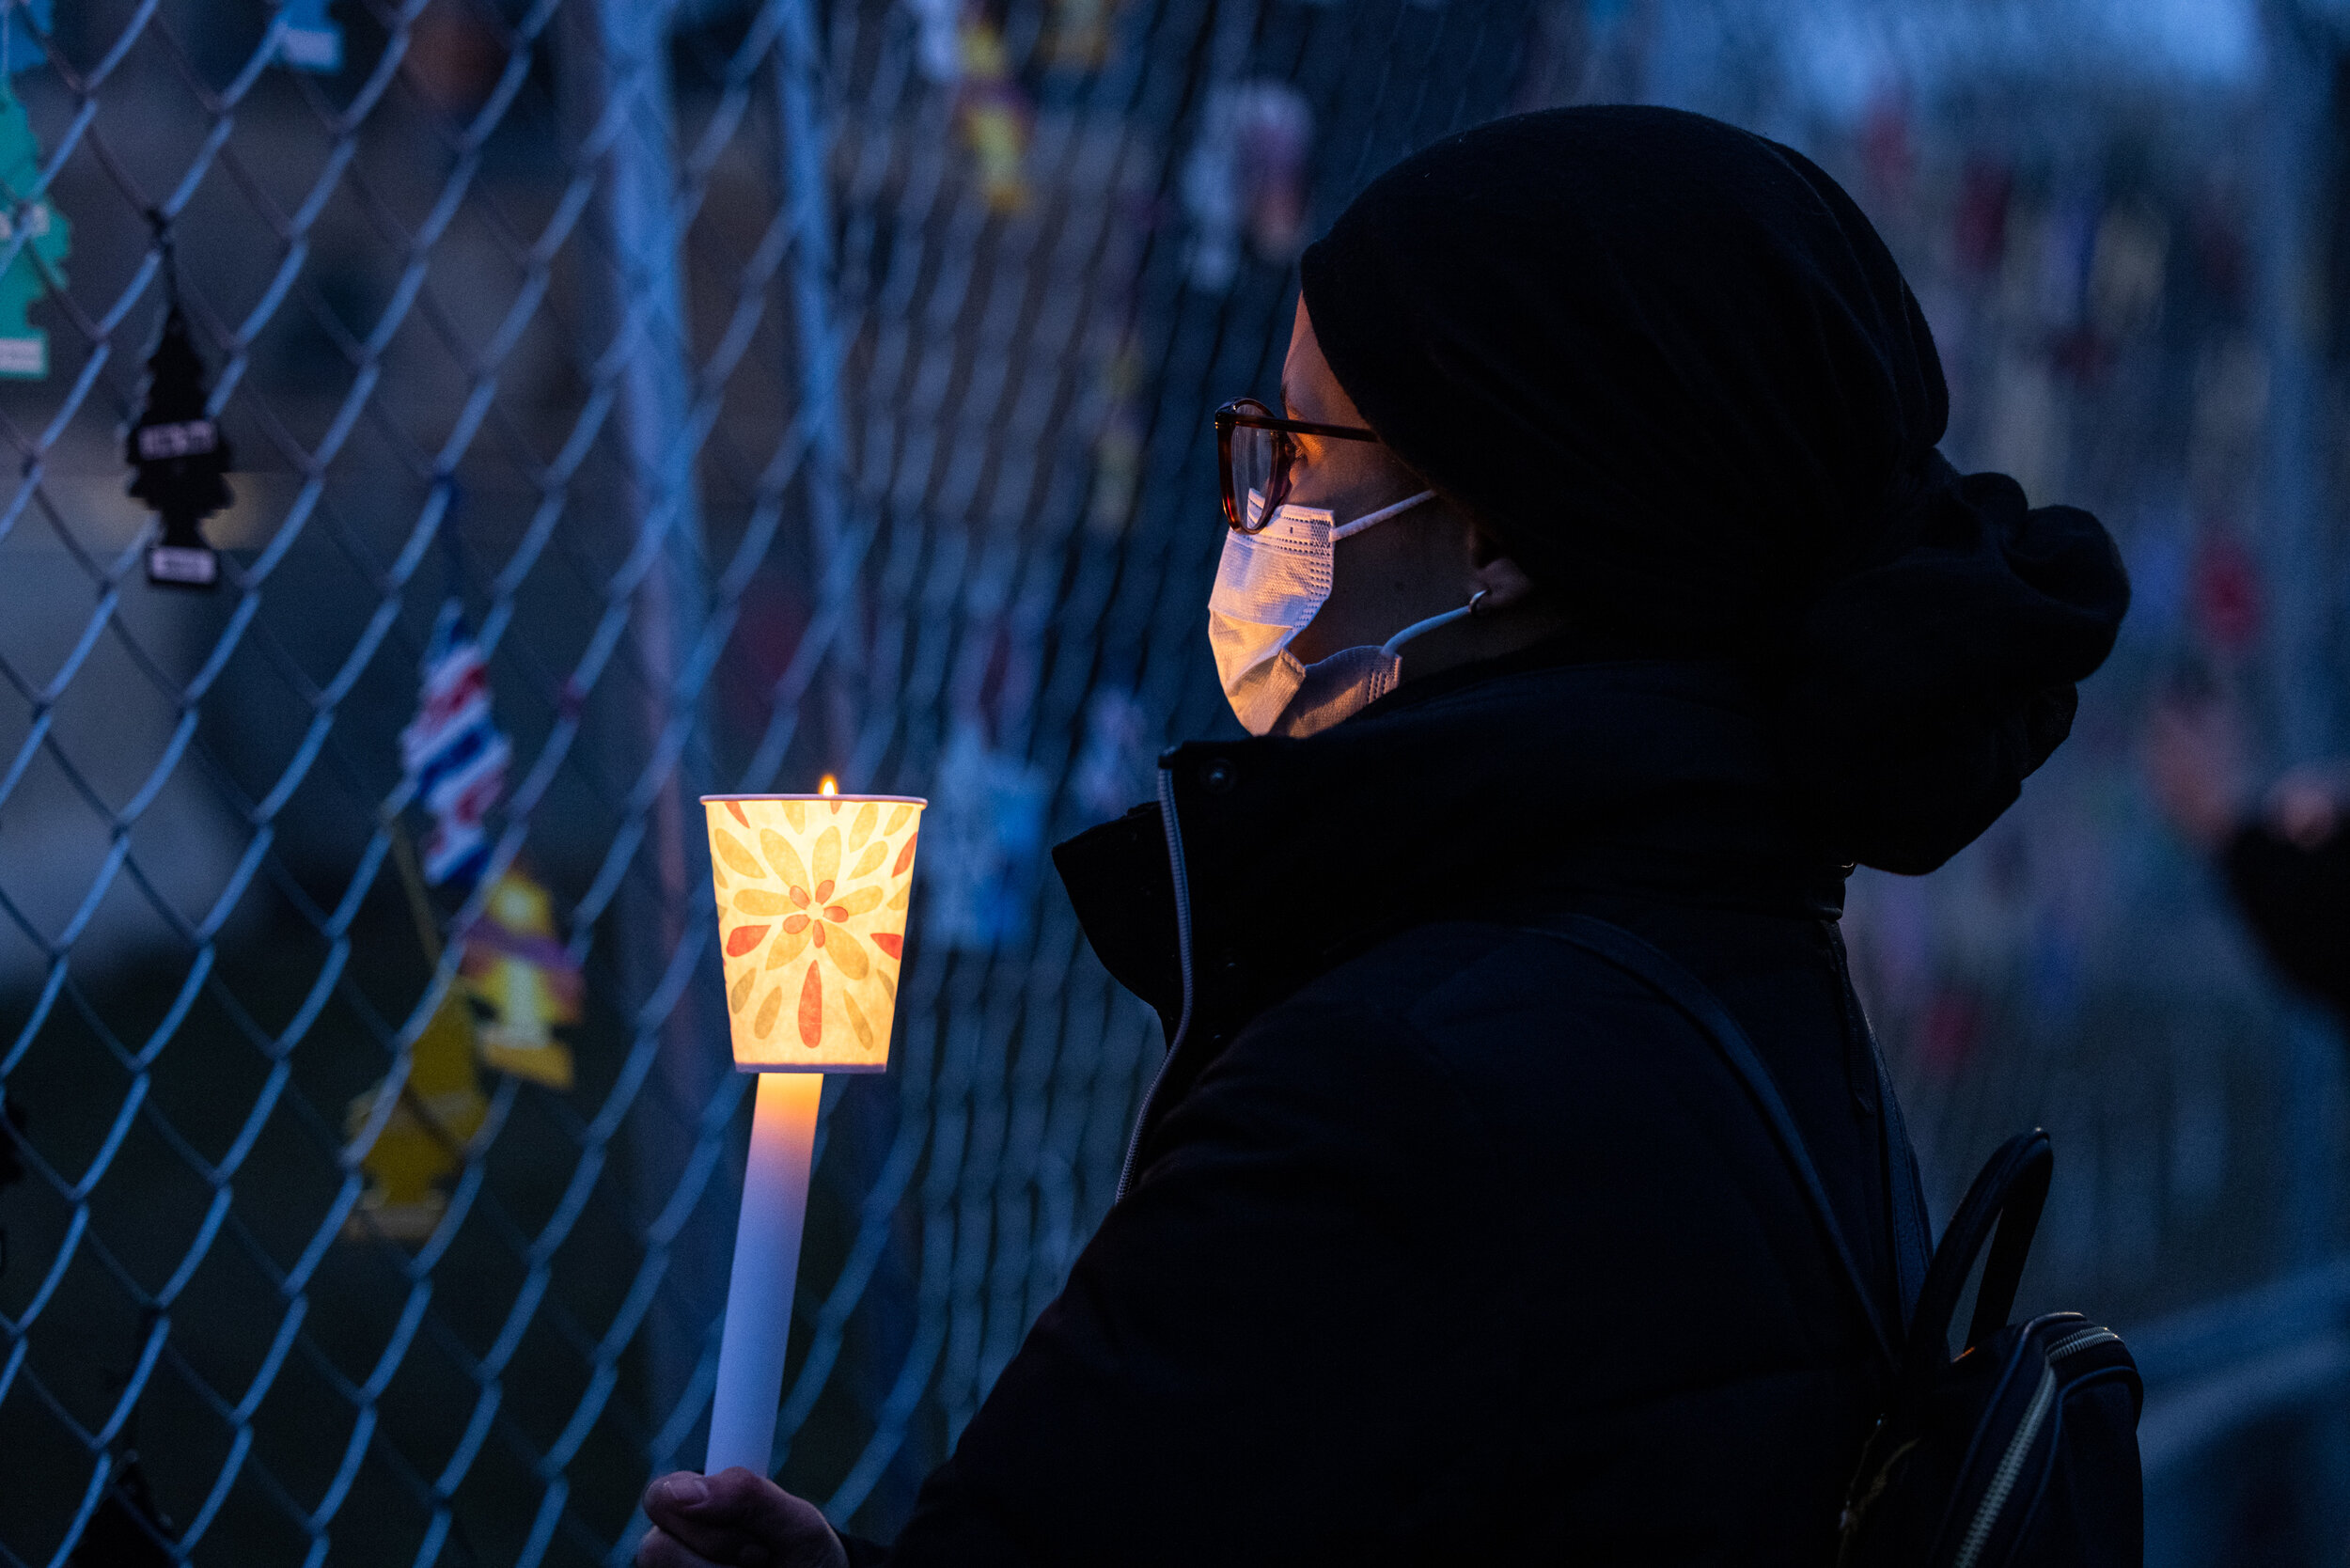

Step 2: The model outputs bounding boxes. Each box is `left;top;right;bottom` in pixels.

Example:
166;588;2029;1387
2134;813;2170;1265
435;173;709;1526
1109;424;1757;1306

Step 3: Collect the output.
0;0;2342;1564
0;1;1539;1562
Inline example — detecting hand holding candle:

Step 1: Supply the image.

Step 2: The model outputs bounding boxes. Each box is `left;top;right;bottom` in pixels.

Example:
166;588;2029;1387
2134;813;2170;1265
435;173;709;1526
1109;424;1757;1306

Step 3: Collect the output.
702;787;923;1476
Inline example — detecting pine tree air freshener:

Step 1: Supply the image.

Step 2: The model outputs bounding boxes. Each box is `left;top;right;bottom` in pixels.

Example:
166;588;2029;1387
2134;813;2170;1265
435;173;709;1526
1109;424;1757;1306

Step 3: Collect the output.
127;302;234;589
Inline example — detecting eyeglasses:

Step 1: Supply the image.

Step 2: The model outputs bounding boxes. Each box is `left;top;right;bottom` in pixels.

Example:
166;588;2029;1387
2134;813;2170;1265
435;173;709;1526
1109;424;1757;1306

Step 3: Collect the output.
1213;398;1382;532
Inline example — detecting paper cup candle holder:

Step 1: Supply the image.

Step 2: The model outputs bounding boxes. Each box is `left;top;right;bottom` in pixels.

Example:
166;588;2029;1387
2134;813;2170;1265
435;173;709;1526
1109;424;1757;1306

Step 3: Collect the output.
709;793;921;1068
701;788;924;1477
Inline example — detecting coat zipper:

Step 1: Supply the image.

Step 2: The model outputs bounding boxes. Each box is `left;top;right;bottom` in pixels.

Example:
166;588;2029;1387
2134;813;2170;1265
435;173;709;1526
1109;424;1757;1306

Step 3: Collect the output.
1113;764;1196;1203
1948;1327;2119;1568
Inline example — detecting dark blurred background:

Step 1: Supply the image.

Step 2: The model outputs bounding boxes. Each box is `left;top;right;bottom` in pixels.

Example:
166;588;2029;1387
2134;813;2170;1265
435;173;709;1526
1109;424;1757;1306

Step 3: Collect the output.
0;0;2344;1562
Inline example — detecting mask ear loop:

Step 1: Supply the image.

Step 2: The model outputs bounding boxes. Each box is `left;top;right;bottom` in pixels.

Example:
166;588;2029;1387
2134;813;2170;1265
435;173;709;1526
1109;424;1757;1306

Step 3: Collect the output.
1379;588;1489;657
1329;487;1436;541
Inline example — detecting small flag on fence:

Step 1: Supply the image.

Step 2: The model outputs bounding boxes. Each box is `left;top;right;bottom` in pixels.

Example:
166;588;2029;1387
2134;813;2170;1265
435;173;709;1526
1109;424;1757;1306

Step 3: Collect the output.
401;604;510;887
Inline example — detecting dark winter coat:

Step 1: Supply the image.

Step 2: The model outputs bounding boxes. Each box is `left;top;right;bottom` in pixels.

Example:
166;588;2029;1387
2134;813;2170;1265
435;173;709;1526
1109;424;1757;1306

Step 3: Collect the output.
855;645;1929;1565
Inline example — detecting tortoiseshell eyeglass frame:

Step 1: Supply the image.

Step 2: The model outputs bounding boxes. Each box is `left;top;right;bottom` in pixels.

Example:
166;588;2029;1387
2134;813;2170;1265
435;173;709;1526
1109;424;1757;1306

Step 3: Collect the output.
1213;397;1383;532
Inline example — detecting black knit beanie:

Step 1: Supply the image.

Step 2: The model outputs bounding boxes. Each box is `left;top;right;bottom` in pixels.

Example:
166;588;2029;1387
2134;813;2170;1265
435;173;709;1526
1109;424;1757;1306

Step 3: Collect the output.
1299;106;2129;873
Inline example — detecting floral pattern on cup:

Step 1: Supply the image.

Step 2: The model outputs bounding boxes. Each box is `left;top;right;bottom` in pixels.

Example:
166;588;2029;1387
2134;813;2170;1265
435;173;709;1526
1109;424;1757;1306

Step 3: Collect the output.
706;796;921;1069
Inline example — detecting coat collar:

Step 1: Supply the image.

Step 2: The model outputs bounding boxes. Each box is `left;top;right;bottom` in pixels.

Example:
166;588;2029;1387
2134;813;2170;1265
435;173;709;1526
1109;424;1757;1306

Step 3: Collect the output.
1052;651;1851;1044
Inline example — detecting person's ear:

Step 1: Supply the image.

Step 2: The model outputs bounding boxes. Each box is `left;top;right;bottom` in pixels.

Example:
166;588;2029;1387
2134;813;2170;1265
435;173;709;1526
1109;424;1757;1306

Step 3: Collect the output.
1465;530;1543;613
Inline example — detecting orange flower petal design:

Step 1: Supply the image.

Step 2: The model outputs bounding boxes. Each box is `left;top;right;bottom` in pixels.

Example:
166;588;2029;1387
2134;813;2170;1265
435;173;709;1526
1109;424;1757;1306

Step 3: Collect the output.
811;922;827;948
714;829;766;880
782;914;809;933
764;925;809;969
871;933;902;960
798;964;823;1047
823;905;848;922
790;886;810;908
885;805;913;834
893;832;918;876
838;886;883;917
729;969;756;1014
760;829;811;890
850;842;887;878
726;924;770;957
824;926;870;980
849;803;878;851
754;984;784;1040
783;801;807;832
734;889;791;916
845;991;874;1049
887;885;909;912
727;801;751;827
813;828;842;887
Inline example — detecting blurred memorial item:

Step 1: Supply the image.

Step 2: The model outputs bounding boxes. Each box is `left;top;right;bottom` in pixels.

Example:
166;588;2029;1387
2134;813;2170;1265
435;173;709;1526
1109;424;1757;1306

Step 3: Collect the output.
400;602;513;889
341;985;488;1243
125;295;232;590
2146;698;2350;1025
0;70;66;381
460;869;584;1090
274;0;344;73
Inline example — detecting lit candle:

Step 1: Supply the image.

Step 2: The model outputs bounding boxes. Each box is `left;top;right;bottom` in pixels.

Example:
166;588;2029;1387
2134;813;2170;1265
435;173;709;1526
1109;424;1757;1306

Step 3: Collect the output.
700;788;924;1476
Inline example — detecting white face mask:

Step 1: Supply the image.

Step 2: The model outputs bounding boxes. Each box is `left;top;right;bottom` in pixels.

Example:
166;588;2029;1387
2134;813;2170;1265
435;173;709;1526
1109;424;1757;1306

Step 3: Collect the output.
1209;487;1478;738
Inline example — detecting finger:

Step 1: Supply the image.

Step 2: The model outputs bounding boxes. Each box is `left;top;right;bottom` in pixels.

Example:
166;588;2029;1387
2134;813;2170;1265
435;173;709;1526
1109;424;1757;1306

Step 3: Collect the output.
642;1473;713;1540
699;1468;844;1568
643;1474;749;1561
643;1476;751;1564
642;1467;842;1568
634;1525;725;1568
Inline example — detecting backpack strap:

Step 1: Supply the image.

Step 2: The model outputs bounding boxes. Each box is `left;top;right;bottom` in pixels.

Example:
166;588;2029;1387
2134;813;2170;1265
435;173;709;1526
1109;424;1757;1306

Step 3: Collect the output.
1524;913;1898;1372
1871;1043;1932;1326
1899;1129;2052;1397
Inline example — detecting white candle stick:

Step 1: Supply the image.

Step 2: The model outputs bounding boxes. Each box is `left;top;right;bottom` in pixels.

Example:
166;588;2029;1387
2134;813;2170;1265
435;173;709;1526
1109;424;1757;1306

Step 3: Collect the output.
706;1070;822;1475
698;790;924;1480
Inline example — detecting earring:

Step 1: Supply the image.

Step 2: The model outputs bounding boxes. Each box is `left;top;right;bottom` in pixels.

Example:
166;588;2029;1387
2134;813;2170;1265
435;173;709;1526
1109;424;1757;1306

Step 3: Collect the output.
1467;588;1490;615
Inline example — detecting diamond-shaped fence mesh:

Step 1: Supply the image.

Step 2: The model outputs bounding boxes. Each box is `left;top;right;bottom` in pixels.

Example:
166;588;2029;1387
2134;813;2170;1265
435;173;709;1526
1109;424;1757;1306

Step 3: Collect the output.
0;2;1538;1562
0;1;2342;1563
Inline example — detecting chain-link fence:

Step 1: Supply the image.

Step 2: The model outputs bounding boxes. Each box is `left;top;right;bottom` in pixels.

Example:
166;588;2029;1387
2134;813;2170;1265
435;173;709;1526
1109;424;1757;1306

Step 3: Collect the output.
0;1;1541;1562
0;1;2344;1564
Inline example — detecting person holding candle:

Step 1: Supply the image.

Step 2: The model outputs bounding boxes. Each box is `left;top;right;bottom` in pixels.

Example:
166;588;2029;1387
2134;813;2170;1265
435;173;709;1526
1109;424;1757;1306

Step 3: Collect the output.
2144;695;2350;1026
637;105;2128;1567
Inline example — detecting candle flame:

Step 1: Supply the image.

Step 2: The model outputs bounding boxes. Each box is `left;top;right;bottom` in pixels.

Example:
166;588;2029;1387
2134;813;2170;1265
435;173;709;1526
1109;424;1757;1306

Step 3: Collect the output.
818;775;839;796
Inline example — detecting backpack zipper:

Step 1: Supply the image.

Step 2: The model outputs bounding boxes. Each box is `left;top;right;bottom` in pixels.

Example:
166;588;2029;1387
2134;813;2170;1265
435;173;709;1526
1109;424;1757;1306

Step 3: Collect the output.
2044;1326;2118;1360
1948;1327;2119;1568
1113;764;1196;1203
